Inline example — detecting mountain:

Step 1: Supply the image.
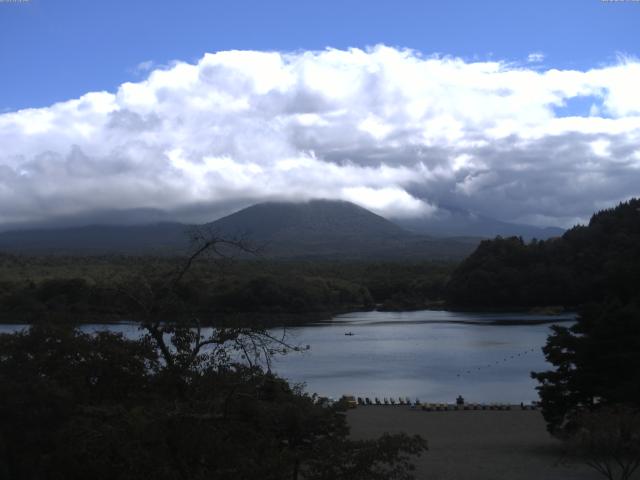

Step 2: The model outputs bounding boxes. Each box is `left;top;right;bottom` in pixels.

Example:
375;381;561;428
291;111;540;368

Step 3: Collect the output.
393;206;564;240
209;200;406;239
206;200;478;259
0;200;479;260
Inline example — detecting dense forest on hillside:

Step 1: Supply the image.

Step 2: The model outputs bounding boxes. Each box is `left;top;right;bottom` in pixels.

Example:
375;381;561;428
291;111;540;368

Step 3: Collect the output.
446;198;640;308
0;256;453;323
508;199;640;455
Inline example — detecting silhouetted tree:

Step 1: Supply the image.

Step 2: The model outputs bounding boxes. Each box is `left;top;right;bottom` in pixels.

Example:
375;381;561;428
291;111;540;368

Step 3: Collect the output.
532;301;640;434
0;229;427;479
565;405;640;480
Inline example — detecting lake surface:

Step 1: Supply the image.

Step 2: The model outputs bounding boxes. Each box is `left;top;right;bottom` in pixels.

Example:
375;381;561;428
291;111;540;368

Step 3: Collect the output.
273;310;574;404
0;310;574;404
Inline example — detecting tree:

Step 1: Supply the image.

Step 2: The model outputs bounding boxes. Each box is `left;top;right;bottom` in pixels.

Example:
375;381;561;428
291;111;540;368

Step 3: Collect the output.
446;198;640;309
111;228;298;373
532;301;640;434
566;406;640;480
525;200;640;480
532;300;640;480
0;229;427;479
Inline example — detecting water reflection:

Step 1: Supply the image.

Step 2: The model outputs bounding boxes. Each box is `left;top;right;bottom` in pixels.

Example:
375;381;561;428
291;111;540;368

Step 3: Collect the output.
0;310;574;404
272;310;574;403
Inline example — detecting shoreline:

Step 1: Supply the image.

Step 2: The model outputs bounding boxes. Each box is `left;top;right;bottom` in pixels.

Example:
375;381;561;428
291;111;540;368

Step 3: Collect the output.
0;306;576;326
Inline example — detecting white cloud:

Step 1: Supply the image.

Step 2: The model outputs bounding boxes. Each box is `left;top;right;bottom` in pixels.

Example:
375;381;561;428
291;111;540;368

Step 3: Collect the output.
134;60;155;74
590;139;611;157
341;186;436;218
527;52;545;63
1;45;639;227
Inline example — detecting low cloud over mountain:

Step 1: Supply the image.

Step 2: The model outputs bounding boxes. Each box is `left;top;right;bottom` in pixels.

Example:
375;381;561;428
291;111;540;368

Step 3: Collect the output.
1;46;639;228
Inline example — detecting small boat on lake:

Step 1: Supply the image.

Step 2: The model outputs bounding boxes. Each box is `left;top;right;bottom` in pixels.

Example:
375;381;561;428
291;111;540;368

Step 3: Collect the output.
345;332;354;336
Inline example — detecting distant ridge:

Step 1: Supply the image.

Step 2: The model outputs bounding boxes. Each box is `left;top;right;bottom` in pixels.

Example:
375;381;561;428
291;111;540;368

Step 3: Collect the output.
0;223;188;255
393;206;564;240
0;200;478;260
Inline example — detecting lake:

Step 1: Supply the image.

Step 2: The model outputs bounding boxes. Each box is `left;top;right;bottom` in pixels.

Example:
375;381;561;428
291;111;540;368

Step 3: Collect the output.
0;309;574;404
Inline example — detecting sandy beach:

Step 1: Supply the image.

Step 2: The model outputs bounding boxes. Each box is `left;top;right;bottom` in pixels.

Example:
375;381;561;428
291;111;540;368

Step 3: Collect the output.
347;406;623;480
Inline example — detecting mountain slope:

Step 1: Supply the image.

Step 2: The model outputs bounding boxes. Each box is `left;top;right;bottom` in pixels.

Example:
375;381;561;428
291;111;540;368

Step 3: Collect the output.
206;200;477;260
208;200;406;241
0;200;479;260
394;206;564;240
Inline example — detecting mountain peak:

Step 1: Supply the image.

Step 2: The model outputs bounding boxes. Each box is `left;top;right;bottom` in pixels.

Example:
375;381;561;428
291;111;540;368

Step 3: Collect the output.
209;200;407;240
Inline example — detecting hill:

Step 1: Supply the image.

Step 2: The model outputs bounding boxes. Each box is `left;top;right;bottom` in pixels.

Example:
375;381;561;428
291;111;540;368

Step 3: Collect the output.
0;200;479;260
445;198;640;307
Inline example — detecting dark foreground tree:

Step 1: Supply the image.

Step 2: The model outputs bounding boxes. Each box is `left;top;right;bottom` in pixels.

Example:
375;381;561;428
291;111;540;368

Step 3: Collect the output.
532;300;640;434
0;325;426;480
532;300;640;480
0;231;427;479
566;406;640;480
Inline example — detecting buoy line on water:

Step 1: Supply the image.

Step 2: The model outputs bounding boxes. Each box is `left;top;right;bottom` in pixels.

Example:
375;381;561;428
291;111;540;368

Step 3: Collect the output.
455;347;540;378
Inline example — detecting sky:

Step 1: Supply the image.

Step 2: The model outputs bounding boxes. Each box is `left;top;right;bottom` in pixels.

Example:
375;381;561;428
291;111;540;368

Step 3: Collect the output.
1;0;639;229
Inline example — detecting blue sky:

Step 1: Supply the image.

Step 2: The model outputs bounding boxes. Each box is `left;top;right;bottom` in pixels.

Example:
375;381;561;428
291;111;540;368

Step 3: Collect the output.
0;0;639;229
1;0;638;112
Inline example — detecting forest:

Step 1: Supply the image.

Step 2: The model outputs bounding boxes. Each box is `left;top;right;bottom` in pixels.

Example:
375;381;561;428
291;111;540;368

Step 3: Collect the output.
444;199;640;477
446;198;640;309
0;256;452;324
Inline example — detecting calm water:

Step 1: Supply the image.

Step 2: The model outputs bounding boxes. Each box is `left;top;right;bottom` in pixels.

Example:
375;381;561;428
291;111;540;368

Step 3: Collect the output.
0;310;574;404
272;310;574;404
